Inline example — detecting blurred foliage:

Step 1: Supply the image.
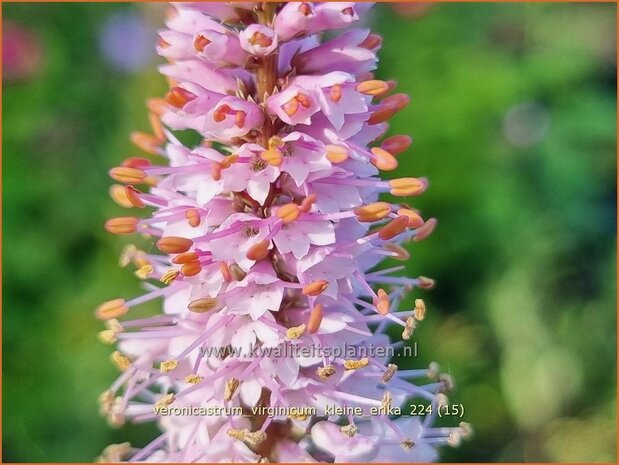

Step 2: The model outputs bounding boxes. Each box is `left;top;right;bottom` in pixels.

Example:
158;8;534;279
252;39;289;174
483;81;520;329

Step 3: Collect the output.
3;3;616;462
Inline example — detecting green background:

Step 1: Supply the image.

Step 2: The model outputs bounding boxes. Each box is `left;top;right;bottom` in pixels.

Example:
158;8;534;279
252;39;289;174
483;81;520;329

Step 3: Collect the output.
3;3;616;462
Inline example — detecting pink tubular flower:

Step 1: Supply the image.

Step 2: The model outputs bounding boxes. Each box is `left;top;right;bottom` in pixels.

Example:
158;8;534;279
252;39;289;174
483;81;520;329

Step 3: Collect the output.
97;2;471;463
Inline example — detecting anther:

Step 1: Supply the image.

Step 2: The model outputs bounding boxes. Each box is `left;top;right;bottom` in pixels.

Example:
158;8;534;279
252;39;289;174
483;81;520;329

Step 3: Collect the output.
325;145;349;163
370;147;398;171
184;374;204;384
381;135;412;156
98;329;117;344
367;104;396;125
402;317;416;340
96;299;129;320
381;363;398;383
224;378;240;401
286;324;306;340
414;299;426;320
378;215;409;240
384;243;410;261
354;202;391;222
316;364;336;379
374;288;390;315
248;31;273;47
413;218;437;242
185;208;201;227
299;193;317;213
388;177;428;197
105;217;139;235
302;280;329;296
381;391;393;410
276;203;300;224
111;351;132;371
417;276;435;290
427;362;441;379
121;157;152;169
155;393;175;408
160;360;178;373
134;264;154;279
125;185;145;208
181;260;202;277
160;269;180;285
340;424;358;437
220;154;238;169
246;239;270;261
329;84;342;103
397;208;425;228
188;297;219;313
172;252;199;264
356;79;390;97
381;93;410;112
130;132;161;155
109;184;133;208
164;87;196;108
109;167;147;184
119;244;138;267
220;262;232;281
360;33;383;50
156;236;193;254
307;303;323;334
344;358;370;370
193;34;211;52
260;149;283;167
401;439;415;450
234;110;246;128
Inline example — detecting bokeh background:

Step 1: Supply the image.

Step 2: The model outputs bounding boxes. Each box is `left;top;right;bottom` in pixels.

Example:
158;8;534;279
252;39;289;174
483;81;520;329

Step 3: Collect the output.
3;2;616;462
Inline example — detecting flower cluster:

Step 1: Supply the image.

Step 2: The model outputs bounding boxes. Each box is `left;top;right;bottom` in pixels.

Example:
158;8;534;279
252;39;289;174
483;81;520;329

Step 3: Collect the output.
97;2;470;462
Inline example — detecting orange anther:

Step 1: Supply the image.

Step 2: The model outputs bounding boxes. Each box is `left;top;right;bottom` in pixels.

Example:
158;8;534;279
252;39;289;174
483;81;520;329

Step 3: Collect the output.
276;203;300;224
388;177;428;197
95;298;129;320
360;33;383;50
156;236;194;254
109;167;147;184
307;303;324;334
246;239;270;261
172;252;199;264
235;110;246;128
354;202;391;222
356;80;390;97
185;208;201;227
181;260;202;277
384;243;410;261
121;157;152;169
109;184;133;208
300;193;317;213
260;149;283;167
302;280;329;296
418;276;435;290
220;261;232;282
282;97;299;116
367;104;396;125
296;93;311;108
381;93;410;112
413;218;437;242
381;135;412;156
370;147;398;171
130;132;161;155
378;215;409;240
147;98;167;116
220;154;238;169
298;2;312;15
165;87;196;109
125;185;145;208
374;288;390;315
330;84;342;103
105;217;139;235
194;34;211;52
396;208;425;228
325;144;349;163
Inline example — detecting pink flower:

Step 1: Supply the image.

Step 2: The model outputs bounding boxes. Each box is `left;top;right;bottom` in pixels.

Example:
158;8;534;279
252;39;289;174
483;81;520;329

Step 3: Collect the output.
98;2;470;463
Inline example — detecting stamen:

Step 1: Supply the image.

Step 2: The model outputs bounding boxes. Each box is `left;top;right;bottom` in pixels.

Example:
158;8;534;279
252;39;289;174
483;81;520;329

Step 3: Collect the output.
417;276;435;290
160;360;178;373
401;439;415;450
343;358;370;370
160;269;180;285
356;80;389;97
360;33;383;50
188;297;219;313
121;157;151;169
413;218;437;242
276;203;300;224
402;317;416;340
96;299;129;320
220;262;232;282
381;93;410;112
164;87;196;108
248;31;273;47
354;202;391;222
98;329;117;344
296;93;311;108
224;378;240;401
234;110;246;128
119;244;138;267
246;240;270;261
378;215;409;240
282;97;299;116
302;280;329;296
109;167;147;184
374;288;390;315
316;365;336;379
381;363;398;383
185;208;201;227
381;391;393;410
383;243;410;261
299;193;317;213
325;144;349;163
330;84;342;103
105;217;139;235
193;34;211;52
397;208;425;228
125;185;145;208
340;424;358;437
181;260;202;277
370;147;398;171
220;154;238;169
388;177;428;197
298;2;312;15
172;252;199;264
109;184;134;208
286;324;306;340
110;351;132;371
130;132;162;155
260;149;283;167
368;104;396;125
381;135;412;156
307;303;323;334
155;393;175;408
414;299;426;320
134;264;154;280
156;236;194;254
184;374;204;384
